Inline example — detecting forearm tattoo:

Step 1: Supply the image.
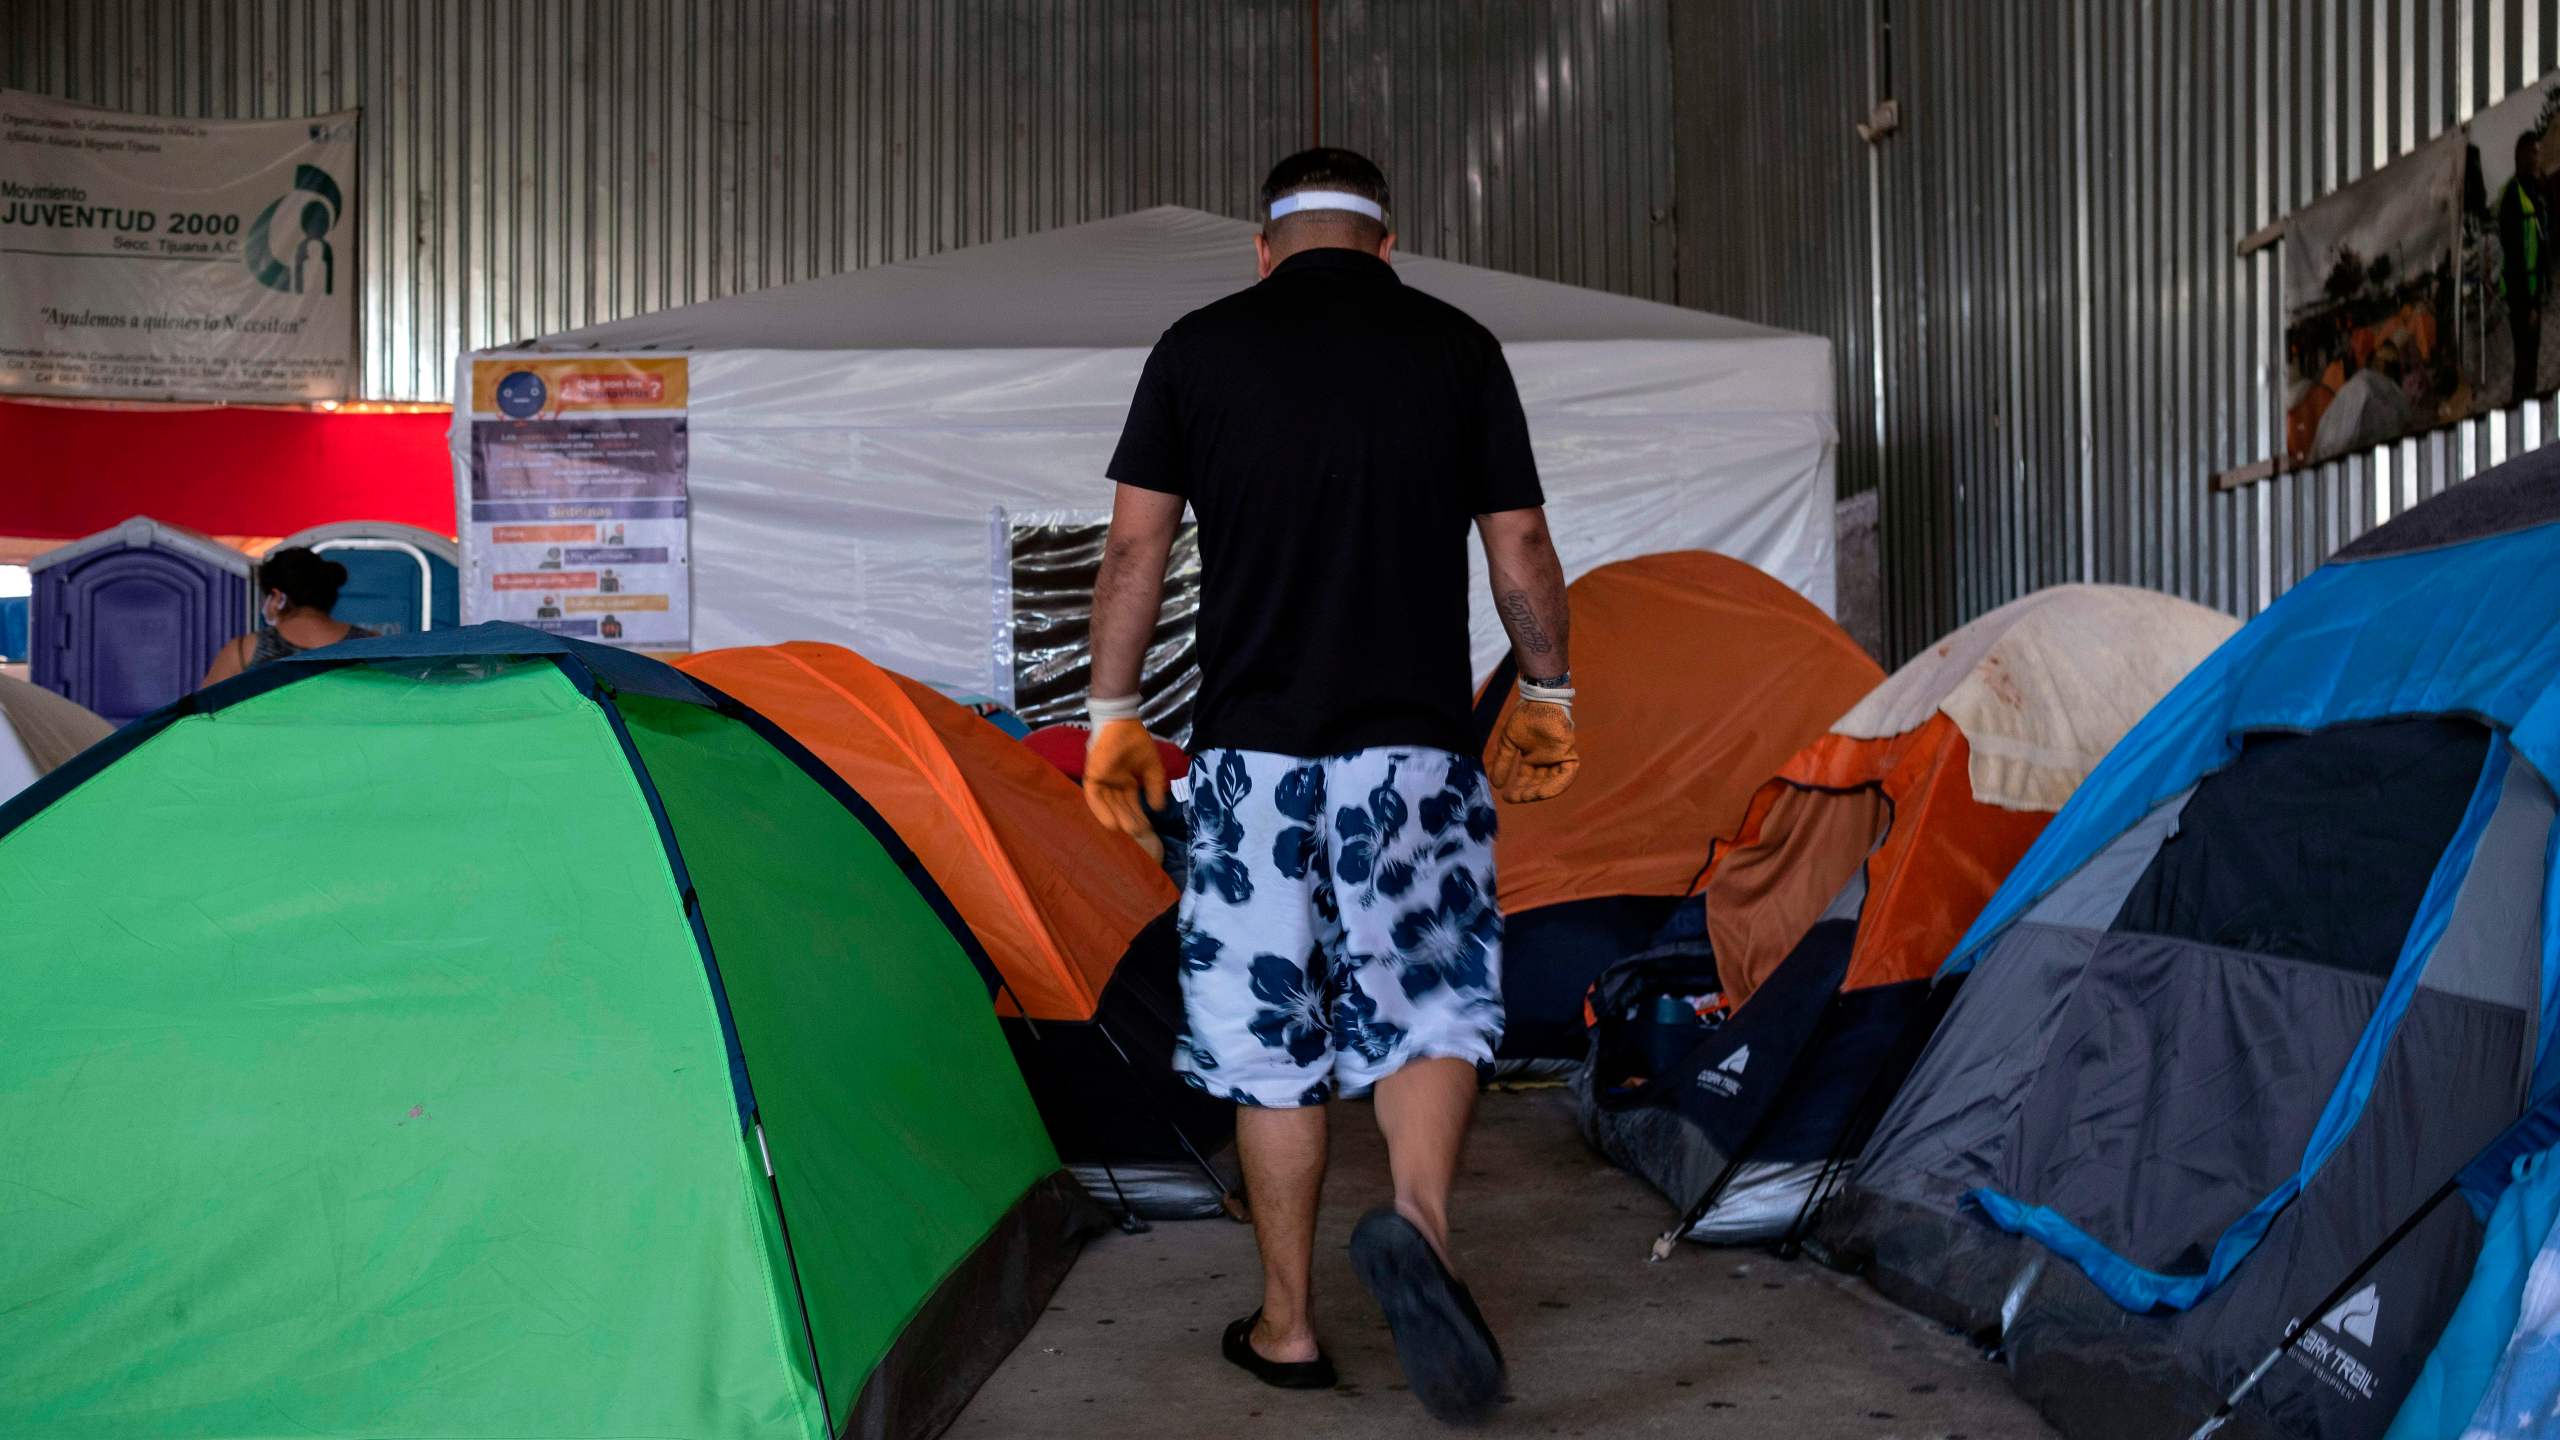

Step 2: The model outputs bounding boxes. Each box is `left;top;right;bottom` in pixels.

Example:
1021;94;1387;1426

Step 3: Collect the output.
1498;589;1554;655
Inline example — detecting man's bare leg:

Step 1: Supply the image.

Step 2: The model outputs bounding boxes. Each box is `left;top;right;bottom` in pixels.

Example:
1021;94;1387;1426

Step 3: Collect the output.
1371;1056;1477;1263
1357;1055;1502;1420
1237;1101;1328;1363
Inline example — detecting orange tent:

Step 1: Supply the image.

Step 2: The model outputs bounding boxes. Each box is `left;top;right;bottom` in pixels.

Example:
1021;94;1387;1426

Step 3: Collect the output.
1696;585;2240;1011
1473;552;1883;1058
675;641;1233;1215
1577;585;2238;1245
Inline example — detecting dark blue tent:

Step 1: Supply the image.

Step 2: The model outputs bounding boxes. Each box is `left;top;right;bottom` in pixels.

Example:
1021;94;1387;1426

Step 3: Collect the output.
1817;443;2560;1440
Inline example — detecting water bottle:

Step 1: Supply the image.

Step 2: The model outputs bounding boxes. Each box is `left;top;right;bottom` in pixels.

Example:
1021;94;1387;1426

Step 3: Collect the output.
1642;994;1700;1077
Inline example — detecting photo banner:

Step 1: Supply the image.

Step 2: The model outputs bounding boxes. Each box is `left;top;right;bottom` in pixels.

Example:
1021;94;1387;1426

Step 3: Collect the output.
2275;74;2560;468
0;89;357;401
464;357;690;652
2465;80;2560;414
2281;130;2464;467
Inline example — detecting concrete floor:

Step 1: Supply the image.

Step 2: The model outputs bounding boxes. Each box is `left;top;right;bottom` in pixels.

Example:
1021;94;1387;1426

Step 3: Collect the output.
954;1087;2056;1439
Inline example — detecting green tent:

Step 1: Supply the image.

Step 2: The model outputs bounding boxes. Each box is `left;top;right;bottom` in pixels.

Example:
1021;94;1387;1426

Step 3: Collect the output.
0;626;1096;1440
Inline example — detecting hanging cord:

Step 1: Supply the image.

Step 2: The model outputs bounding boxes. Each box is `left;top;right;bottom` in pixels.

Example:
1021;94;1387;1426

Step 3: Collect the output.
1307;0;1323;147
2184;1175;2463;1439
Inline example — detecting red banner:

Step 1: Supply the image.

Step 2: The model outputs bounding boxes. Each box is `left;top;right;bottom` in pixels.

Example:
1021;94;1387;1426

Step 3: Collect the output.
0;398;455;541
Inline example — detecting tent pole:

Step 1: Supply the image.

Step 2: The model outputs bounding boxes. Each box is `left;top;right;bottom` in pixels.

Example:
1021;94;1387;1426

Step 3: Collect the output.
1091;1157;1152;1235
1650;995;1845;1261
1008;944;1239;1225
1777;977;1960;1260
1093;1017;1247;1222
756;1118;834;1428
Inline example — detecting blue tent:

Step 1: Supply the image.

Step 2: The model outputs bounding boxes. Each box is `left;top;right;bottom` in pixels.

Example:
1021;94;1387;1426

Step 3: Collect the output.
2376;1061;2560;1439
1816;443;2560;1440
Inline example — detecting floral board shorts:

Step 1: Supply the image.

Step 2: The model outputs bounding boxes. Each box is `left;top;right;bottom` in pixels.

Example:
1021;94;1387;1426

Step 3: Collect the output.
1175;745;1505;1108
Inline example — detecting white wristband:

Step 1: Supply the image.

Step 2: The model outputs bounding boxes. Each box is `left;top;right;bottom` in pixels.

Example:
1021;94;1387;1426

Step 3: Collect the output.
1518;681;1575;716
1088;694;1144;726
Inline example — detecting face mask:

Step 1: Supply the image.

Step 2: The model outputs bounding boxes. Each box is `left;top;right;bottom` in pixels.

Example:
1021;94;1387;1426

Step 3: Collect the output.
263;594;285;626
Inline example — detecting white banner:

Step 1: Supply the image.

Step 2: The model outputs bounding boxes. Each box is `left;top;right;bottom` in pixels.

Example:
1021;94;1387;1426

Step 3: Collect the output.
0;90;357;402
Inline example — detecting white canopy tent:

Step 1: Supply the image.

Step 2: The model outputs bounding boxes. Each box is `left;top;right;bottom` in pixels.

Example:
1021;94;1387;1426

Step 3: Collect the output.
457;206;1837;700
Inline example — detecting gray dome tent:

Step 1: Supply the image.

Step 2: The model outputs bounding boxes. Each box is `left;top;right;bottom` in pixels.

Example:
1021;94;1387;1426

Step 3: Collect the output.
1815;442;2560;1440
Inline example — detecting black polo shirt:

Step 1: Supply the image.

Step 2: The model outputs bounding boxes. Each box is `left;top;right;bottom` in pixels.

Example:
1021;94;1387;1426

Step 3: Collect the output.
1107;247;1544;759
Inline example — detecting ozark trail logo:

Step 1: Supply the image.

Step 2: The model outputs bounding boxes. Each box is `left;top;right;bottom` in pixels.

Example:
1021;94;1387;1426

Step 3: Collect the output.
2288;1282;2381;1402
2321;1284;2380;1347
245;163;342;295
1695;1044;1750;1098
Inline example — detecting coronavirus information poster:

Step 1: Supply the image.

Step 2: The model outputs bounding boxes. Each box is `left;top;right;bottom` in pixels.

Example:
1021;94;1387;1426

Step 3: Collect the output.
0;89;357;401
463;357;690;651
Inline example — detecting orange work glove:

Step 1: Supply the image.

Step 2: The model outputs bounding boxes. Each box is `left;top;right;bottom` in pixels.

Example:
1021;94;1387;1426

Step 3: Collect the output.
1083;708;1170;860
1489;681;1579;803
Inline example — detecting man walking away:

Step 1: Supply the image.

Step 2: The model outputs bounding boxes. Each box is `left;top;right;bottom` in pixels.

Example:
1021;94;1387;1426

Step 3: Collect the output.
1079;147;1579;1422
2501;129;2552;405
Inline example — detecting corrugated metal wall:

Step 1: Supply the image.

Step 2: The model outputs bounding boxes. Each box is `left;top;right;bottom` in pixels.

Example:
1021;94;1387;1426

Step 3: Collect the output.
0;0;1673;402
1678;0;2560;662
1325;0;1679;304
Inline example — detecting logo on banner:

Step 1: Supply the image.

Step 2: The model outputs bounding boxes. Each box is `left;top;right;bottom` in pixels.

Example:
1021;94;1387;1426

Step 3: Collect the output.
1695;1044;1751;1098
245;163;342;295
494;369;550;419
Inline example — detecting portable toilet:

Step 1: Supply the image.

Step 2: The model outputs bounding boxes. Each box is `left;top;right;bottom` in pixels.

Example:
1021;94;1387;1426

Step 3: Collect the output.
31;517;252;726
274;522;459;637
2;559;28;663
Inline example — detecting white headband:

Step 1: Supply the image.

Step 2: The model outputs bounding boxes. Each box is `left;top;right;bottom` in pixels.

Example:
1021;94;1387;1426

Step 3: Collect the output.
1268;189;1385;223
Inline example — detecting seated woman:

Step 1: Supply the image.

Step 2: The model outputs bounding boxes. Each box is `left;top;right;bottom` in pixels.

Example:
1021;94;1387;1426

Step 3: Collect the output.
199;547;377;687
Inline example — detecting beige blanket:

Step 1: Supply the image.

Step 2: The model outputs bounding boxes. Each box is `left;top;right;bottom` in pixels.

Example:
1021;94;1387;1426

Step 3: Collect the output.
0;674;114;774
1831;585;2238;812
